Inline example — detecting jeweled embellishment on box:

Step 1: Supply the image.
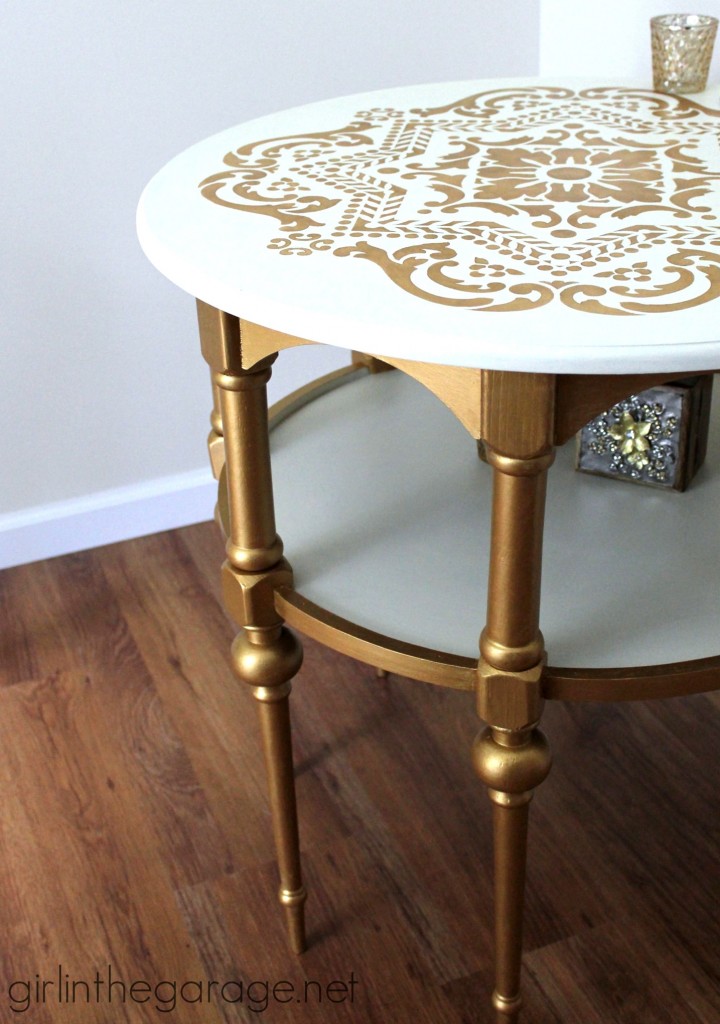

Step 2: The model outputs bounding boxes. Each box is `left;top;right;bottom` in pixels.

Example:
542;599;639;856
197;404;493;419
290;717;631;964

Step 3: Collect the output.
576;377;713;490
199;87;720;315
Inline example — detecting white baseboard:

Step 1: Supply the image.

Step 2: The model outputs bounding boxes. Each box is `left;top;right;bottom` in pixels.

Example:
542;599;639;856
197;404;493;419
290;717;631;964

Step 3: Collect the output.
0;469;217;571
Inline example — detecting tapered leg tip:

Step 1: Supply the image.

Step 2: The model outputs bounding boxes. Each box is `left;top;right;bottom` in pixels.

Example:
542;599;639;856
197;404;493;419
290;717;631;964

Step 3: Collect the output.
286;909;306;954
279;886;307;954
493;990;522;1021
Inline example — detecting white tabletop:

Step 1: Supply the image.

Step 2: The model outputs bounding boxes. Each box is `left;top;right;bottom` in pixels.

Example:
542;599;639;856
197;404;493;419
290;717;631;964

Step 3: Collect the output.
138;78;720;374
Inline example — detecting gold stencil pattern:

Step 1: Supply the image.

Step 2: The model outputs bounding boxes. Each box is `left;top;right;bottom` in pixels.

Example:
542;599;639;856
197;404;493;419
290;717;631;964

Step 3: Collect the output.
199;87;720;315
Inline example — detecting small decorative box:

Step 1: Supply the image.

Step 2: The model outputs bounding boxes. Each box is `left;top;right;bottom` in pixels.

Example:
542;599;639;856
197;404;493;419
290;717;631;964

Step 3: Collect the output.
575;375;714;491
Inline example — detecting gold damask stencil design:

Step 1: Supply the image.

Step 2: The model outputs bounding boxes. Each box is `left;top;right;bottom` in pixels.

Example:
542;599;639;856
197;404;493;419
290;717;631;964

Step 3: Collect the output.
199;87;720;315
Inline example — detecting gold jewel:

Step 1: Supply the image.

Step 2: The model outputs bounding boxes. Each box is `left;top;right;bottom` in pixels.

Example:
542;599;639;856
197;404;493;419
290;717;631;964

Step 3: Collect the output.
608;410;652;463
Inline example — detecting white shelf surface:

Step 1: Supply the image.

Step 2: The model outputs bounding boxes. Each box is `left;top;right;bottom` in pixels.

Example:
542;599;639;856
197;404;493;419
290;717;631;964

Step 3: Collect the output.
270;371;720;670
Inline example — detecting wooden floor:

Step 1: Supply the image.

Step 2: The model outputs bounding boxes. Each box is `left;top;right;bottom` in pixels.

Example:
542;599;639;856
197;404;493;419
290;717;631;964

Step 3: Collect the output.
0;521;718;1023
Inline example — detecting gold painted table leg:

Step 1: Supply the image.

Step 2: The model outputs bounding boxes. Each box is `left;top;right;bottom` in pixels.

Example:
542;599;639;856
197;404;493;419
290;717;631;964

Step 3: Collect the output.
474;727;551;1021
232;626;306;952
208;372;227;532
475;394;556;1022
198;300;307;953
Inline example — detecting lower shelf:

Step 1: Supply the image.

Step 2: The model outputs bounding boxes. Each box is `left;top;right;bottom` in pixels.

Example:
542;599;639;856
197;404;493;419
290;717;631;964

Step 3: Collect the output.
268;367;720;685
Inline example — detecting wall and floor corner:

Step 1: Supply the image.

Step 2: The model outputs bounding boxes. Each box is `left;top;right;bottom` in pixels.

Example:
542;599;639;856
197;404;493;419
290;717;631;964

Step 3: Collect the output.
8;1;718;572
0;0;540;570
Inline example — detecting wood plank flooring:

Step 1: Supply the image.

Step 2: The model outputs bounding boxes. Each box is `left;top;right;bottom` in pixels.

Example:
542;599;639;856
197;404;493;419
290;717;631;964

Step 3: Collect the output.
0;522;718;1023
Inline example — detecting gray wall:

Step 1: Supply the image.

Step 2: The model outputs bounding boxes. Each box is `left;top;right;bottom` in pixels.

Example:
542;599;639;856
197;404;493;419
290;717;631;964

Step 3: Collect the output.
1;2;539;563
540;0;720;78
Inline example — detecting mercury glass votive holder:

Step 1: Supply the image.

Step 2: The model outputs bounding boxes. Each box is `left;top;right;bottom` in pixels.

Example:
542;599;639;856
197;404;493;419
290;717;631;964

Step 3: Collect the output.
651;13;718;93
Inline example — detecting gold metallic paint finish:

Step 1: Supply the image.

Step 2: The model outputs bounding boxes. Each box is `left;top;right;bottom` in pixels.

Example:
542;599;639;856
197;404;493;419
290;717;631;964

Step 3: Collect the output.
201;345;720;1019
222;558;294;630
199;88;720;316
553;370;713;444
208;432;226;482
474;727;552;1024
476;726;552;793
475;403;554;1022
268;364;368;429
544;655;720;702
479;452;553;676
481;372;556;458
208;373;226;486
211;320;718;450
477;660;545;734
251;676;306;955
210;377;223;436
484;448;555;477
232;626;302;695
351;351;395;373
198;304;307;954
275;588;477;691
197;299;243;373
493;991;523;1021
278;885;308;956
214;364;283;573
275;585;720;703
216;463;230;540
265;368;720;703
239;318;315;371
365;357;484;438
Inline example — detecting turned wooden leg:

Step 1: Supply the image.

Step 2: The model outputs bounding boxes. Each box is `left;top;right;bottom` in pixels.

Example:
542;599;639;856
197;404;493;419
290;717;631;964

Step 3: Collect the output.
207;374;229;533
207;373;225;479
197;299;307;953
474;405;555;1022
232;625;306;952
473;726;551;1020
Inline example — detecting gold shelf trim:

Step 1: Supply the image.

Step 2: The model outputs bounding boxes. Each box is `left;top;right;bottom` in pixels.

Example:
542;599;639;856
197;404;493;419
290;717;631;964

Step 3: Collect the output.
268;363;368;427
266;365;720;703
274;588;478;691
276;587;720;702
543;656;720;702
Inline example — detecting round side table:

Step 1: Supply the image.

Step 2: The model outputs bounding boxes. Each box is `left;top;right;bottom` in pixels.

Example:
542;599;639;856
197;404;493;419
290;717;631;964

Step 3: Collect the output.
137;79;720;1022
